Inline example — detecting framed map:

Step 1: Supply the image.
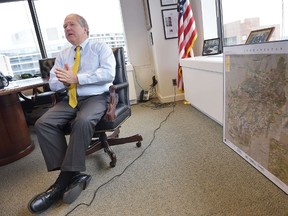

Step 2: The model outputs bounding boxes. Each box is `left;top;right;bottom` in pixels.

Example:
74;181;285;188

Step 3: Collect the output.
223;41;288;194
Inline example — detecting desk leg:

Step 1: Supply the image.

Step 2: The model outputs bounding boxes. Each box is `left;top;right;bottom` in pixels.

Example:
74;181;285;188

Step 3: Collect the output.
0;93;34;166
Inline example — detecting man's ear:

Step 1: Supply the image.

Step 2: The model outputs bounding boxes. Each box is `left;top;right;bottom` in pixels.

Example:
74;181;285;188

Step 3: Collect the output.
84;27;89;36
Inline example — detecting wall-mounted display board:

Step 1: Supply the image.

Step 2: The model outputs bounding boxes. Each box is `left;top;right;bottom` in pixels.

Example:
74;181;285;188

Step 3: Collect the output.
223;40;288;194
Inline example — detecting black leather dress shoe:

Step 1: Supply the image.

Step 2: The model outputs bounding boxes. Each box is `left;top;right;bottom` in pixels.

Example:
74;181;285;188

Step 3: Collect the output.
62;173;92;204
28;184;64;214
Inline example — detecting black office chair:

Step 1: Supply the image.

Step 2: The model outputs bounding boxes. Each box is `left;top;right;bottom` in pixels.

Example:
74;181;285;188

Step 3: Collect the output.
37;47;143;167
19;58;61;125
83;47;143;167
38;57;67;102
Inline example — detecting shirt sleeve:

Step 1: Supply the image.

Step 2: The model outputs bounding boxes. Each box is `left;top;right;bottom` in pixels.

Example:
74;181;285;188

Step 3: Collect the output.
48;53;66;92
48;42;116;95
77;42;116;86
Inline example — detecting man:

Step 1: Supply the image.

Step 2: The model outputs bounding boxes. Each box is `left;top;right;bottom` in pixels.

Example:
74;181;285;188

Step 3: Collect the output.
28;13;116;214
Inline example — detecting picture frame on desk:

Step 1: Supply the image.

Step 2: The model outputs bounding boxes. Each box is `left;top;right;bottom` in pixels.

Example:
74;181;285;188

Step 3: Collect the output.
161;8;178;39
202;38;221;56
245;27;275;44
161;0;178;6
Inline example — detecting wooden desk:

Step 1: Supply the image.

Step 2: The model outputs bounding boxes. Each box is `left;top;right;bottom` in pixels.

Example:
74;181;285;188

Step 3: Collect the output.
0;77;48;166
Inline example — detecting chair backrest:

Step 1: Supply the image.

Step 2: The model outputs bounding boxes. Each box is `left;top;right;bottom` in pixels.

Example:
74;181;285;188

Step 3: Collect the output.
112;47;130;108
39;58;56;79
38;48;129;110
93;47;131;131
38;58;56;92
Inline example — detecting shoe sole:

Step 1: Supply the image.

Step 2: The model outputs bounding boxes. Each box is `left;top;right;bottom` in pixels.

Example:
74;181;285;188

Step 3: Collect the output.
62;176;92;204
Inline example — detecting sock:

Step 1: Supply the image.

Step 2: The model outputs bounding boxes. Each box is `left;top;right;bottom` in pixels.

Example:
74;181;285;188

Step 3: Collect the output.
55;171;80;190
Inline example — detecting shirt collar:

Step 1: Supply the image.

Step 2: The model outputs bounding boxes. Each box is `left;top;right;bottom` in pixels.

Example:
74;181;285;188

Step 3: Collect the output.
73;39;89;51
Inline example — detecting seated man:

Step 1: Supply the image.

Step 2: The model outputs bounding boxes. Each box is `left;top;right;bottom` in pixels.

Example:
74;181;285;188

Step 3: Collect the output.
28;13;116;214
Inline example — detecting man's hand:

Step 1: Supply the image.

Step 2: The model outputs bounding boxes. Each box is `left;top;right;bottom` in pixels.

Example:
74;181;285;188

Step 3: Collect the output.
55;63;78;86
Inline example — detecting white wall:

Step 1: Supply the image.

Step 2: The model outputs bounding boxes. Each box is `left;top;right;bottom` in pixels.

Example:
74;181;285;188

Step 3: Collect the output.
120;0;204;103
119;0;155;100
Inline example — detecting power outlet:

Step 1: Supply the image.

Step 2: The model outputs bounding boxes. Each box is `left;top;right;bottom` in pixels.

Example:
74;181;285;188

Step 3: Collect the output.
172;79;177;86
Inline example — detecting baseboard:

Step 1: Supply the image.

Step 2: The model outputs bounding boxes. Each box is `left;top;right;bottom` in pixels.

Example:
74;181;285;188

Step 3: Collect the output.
157;92;185;104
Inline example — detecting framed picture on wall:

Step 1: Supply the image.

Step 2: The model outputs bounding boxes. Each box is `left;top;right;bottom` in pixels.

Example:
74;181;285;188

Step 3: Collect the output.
143;0;152;30
161;0;178;6
161;8;178;39
202;38;221;56
245;27;275;44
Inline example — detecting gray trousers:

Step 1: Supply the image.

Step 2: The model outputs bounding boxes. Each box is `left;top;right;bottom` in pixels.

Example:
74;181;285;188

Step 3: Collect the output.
35;94;109;172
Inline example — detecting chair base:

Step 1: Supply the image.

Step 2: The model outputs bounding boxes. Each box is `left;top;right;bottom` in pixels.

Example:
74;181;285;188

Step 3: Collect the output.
86;128;143;167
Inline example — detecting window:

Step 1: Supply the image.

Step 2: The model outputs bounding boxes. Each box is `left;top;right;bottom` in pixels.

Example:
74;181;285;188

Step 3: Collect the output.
201;0;223;52
221;0;288;46
0;1;41;78
35;0;127;58
201;0;218;40
0;0;127;78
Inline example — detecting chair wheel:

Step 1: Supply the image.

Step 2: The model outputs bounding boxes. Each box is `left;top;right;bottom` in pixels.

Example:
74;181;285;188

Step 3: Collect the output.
110;161;116;168
109;153;117;168
136;141;141;147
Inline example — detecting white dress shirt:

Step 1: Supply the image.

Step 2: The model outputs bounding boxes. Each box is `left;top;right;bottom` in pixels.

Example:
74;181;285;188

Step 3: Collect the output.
49;39;116;96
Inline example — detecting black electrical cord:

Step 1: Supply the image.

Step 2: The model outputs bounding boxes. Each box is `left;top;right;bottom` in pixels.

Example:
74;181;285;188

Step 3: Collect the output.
65;86;177;216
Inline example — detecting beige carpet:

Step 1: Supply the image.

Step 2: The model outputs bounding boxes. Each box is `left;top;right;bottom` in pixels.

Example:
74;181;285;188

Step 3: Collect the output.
1;101;288;216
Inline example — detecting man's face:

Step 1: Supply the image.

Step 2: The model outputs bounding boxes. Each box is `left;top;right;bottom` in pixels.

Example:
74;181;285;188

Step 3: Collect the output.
63;15;88;46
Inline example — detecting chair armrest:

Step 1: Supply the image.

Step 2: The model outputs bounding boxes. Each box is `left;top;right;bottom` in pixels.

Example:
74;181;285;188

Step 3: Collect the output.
103;85;119;121
18;90;57;106
113;82;128;91
103;81;129;121
18;91;33;101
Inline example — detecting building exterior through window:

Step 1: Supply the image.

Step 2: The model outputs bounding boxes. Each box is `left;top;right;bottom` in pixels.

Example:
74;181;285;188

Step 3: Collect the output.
0;0;127;79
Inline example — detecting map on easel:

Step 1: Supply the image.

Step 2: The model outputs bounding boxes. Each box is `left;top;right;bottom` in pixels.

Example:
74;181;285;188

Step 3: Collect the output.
223;40;288;194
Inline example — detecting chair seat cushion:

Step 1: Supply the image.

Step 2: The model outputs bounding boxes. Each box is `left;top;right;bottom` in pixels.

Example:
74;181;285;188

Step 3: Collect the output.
62;103;131;135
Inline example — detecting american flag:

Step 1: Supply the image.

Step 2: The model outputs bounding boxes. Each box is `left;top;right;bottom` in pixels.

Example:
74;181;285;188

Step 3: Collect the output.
177;0;197;91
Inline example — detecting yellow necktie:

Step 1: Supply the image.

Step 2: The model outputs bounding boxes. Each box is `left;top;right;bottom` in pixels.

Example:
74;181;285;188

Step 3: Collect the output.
69;46;81;108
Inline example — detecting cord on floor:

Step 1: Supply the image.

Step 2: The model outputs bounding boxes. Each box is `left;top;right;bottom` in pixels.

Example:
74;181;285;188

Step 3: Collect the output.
65;86;177;216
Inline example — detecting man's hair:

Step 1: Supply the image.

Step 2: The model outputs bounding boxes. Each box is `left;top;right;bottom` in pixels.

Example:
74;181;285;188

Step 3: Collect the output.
75;14;90;36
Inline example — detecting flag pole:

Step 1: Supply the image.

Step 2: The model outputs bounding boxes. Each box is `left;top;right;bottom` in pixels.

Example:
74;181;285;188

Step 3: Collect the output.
177;0;198;92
